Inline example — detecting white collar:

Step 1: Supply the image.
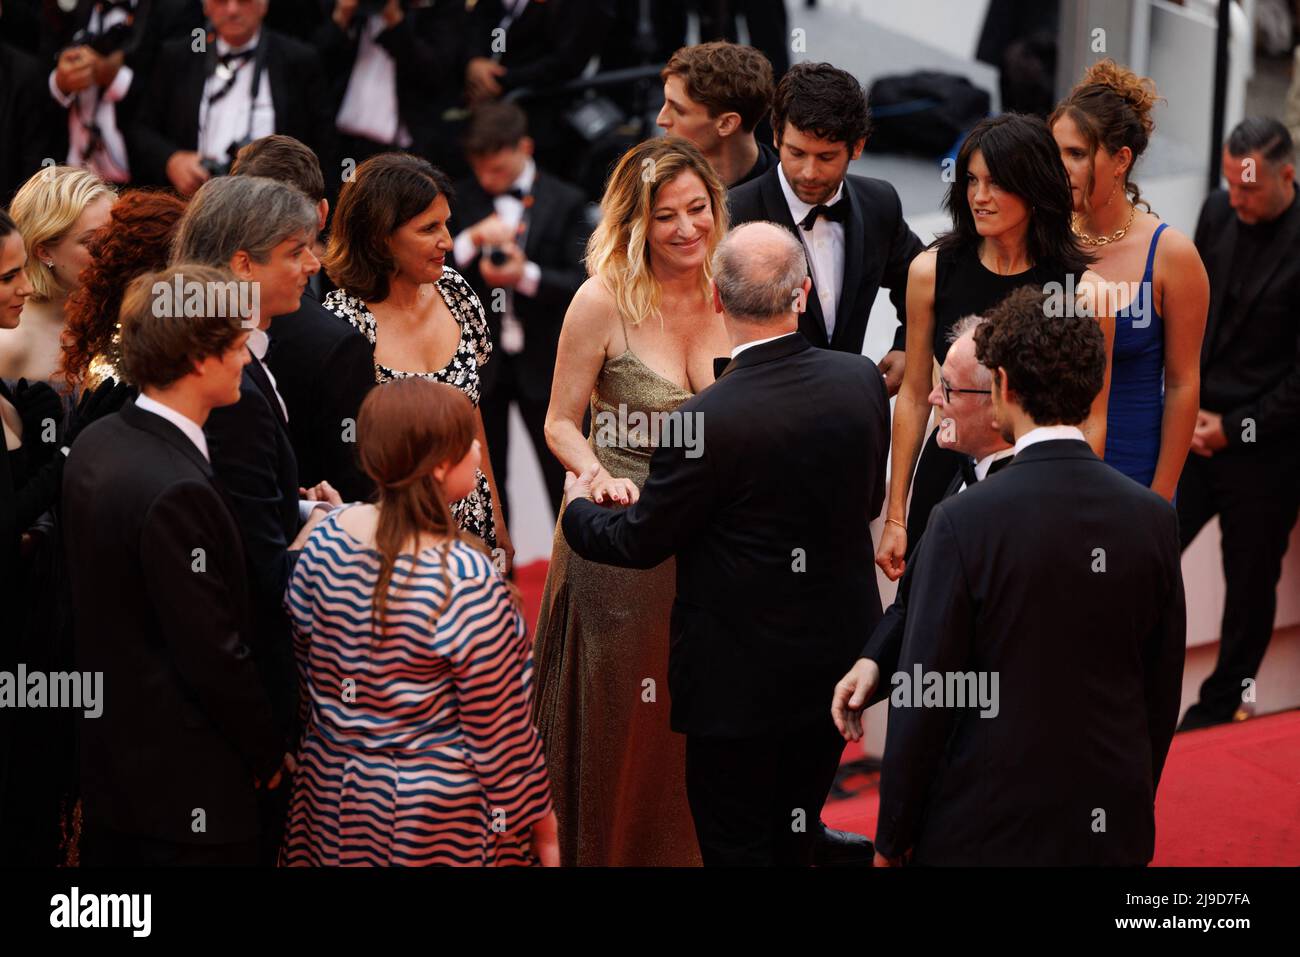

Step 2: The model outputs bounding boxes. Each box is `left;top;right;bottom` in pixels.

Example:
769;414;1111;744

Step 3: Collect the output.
216;31;261;57
136;393;210;463
511;158;536;196
1013;424;1086;456
730;330;799;360
776;164;845;222
973;446;1016;481
247;327;271;361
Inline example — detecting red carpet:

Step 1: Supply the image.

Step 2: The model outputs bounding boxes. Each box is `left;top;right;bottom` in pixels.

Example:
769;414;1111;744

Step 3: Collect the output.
515;559;1300;865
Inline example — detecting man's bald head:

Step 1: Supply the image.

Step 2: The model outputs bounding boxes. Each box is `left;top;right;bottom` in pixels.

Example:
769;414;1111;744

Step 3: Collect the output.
711;221;809;324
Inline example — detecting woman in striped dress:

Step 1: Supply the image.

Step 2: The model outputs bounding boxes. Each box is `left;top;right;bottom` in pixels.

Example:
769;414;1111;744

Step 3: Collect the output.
281;379;556;866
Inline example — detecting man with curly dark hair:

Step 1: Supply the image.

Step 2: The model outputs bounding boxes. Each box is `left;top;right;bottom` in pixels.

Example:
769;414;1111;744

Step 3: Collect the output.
873;284;1186;866
657;41;777;189
728;61;922;395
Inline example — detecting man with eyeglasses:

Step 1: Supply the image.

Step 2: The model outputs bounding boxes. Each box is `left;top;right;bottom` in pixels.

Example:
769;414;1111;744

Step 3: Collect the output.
831;312;1011;767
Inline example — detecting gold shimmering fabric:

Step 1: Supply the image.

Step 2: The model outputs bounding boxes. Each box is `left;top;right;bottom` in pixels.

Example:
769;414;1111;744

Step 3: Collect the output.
84;352;122;391
531;346;701;867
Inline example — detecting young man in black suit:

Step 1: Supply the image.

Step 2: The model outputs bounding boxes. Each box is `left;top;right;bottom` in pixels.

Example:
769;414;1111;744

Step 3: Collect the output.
452;102;590;523
1179;118;1300;730
657;41;778;190
127;0;336;197
561;223;891;866
832;314;1013;735
231;134;376;503
727;61;923;394
171;177;333;843
875;286;1185;867
63;263;287;866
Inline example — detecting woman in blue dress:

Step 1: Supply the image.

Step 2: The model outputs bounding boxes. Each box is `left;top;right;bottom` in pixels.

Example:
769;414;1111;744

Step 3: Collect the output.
1052;59;1209;498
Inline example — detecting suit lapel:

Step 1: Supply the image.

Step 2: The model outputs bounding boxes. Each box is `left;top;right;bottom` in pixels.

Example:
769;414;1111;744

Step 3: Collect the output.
121;399;214;479
1229;198;1300;341
758;172;829;348
830;181;864;352
244;351;289;432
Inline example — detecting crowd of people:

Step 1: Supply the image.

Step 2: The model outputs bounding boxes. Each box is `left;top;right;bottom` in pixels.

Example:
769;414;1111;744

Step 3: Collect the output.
0;9;1298;868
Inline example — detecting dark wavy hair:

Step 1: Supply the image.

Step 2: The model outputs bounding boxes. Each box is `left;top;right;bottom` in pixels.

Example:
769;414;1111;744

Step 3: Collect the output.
974;285;1106;426
323;152;454;303
771;61;871;149
60;190;187;386
934;113;1092;276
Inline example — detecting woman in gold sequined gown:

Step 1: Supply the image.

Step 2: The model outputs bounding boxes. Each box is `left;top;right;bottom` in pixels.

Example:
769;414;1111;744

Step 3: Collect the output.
532;139;731;866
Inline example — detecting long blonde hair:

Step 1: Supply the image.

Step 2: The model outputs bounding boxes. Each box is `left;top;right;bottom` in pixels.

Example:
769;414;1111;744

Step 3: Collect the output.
9;166;115;302
585;136;728;327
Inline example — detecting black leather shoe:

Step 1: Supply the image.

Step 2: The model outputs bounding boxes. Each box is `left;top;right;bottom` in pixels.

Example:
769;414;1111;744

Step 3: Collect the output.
1176;704;1236;732
812;821;874;867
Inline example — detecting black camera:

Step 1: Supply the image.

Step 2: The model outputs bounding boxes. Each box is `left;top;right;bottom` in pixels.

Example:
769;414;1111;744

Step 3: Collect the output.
483;245;509;267
72;23;133;58
200;137;253;179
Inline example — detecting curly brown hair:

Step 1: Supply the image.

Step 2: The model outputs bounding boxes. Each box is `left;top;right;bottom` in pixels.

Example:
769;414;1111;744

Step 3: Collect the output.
60;190;187;386
974;285;1106;426
662;41;774;133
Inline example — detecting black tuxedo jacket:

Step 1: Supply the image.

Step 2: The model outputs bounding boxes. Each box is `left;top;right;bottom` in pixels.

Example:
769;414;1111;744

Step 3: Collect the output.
875;439;1185;865
450;170;590;402
267;298;375;503
126;28;336;188
62;399;281;843
204;352;302;737
727;167;922;354
1193;188;1300;448
0;43;57;203
562;333;891;738
310;0;463;157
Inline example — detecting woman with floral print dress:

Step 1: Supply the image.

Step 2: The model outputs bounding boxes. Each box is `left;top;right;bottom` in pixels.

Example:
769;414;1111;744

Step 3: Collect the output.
322;153;512;561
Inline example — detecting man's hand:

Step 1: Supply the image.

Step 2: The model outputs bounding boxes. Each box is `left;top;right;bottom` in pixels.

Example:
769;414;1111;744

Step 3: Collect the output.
255;752;296;791
466;57;506;103
873;848;911;867
875;520;906;581
301;480;344;507
563;463;600;507
877;349;906;397
380;0;404;28
831;658;881;741
1190;409;1229;457
468;213;515;249
480;243;526;289
165;151;211;197
332;0;359;29
54;46;96;96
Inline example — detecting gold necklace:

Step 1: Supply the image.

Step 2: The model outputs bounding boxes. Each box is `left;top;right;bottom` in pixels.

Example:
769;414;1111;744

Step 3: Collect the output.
1072;203;1136;247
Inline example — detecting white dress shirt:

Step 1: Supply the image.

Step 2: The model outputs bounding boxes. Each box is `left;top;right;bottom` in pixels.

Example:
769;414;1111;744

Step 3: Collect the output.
452;159;542;355
730;331;799;360
47;1;135;182
777;164;845;342
135;393;210;462
957;446;1016;493
335;15;412;147
198;32;276;166
247;328;290;423
1013;424;1087;457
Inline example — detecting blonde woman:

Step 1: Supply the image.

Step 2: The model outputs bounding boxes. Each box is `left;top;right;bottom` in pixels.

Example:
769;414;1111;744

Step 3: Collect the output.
0;167;114;382
532;137;729;866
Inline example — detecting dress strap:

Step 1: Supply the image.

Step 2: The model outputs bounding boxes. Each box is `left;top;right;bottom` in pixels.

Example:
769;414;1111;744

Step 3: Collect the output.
1142;221;1169;281
615;307;632;357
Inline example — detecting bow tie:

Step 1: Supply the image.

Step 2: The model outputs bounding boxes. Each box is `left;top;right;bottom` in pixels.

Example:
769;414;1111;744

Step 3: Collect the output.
712;355;732;379
217;47;255;67
501;187;526;200
798;198;849;231
960;453;1013;487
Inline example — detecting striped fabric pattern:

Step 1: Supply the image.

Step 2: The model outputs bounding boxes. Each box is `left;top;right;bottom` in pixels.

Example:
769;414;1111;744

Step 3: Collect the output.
280;508;552;866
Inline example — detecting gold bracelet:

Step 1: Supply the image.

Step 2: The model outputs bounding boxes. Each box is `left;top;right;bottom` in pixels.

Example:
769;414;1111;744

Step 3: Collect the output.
885;518;907;532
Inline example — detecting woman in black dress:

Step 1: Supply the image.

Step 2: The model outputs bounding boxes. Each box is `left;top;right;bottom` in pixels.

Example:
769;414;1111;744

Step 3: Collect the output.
876;114;1111;580
322;153;511;562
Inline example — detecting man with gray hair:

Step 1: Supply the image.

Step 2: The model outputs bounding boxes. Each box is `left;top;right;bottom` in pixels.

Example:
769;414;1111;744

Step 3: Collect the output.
171;174;326;863
560;221;891;866
832;315;1015;814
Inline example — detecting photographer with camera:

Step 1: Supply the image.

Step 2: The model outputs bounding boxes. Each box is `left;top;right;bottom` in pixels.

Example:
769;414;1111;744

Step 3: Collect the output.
451;101;590;524
127;0;335;197
42;0;203;185
311;0;463;169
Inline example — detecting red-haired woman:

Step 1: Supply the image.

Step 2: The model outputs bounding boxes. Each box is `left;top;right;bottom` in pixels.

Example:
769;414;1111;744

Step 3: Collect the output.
280;378;555;866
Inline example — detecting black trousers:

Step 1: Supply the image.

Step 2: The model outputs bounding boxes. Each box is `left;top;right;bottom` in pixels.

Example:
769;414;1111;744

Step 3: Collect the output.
480;358;565;530
81;827;259;867
685;716;846;866
1177;443;1300;719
